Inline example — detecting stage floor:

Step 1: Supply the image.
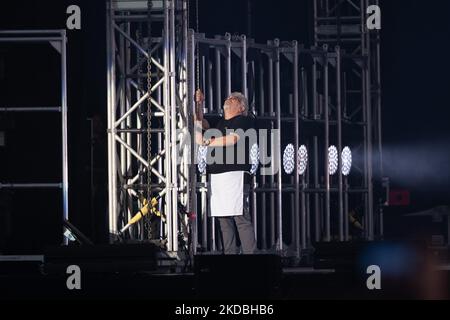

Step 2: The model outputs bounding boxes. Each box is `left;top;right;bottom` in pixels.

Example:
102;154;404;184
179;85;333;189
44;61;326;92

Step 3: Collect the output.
0;255;449;300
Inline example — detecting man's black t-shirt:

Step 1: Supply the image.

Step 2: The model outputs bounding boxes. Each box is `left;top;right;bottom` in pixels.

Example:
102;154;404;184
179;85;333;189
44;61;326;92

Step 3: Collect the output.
207;115;256;175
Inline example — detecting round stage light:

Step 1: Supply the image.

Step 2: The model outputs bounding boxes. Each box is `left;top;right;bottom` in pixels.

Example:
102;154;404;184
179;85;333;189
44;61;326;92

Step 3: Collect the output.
341;146;352;176
297;145;308;176
328;146;338;176
197;145;208;174
250;143;260;175
283;144;295;175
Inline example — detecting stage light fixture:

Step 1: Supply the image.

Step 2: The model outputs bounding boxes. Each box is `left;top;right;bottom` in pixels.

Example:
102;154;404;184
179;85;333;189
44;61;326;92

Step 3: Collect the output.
328;146;338;176
341;146;352;176
283;144;295;175
297;145;308;176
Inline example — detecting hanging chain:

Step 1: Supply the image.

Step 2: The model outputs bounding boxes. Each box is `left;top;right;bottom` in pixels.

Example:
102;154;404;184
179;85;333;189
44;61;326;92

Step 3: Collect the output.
146;0;153;231
195;0;200;91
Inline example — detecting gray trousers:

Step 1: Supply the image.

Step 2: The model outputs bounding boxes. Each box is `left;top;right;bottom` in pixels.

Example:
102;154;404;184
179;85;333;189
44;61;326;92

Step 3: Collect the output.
217;190;257;255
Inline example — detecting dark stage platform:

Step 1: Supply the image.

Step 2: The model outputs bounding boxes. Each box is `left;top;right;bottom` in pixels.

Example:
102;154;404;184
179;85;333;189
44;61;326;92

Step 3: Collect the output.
1;244;449;300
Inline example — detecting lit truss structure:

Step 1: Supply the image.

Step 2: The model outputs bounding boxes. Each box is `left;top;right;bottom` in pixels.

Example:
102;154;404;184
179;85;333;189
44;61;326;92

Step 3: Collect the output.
314;0;383;241
106;0;384;260
106;0;191;254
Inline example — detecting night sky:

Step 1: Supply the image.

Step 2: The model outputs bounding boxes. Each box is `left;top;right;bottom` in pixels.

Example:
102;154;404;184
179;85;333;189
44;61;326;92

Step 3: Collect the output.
1;1;449;250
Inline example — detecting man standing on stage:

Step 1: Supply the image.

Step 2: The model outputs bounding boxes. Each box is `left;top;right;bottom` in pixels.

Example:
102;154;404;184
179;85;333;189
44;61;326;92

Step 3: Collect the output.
195;90;257;255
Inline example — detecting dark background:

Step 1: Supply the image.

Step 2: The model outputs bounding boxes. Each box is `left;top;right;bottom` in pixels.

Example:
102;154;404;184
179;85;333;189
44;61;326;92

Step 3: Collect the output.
0;0;449;251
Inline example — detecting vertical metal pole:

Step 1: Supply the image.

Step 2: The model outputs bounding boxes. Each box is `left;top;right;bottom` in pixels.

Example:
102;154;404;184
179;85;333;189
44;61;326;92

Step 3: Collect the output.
61;30;69;245
252;182;258;243
313;136;320;242
312;59;318;118
107;1;118;238
362;59;369;240
360;0;366;54
343;71;348;118
248;47;257;245
305;139;311;248
157;53;164;240
259;54;267;249
158;132;164;240
188;29;198;254
119;25;127;182
375;4;384;238
201;40;209;250
125;22;133;227
205;56;212;251
293;42;302;255
290;175;295;247
226;37;232;96
247;0;252;38
247;45;256;243
202;55;206;104
336;46;344;242
344;176;349;241
163;0;173;251
106;1;112;237
241;35;248;97
215;48;222;113
207;59;213;114
136;29;144;240
304;174;309;246
118;24;129;228
324;47;331;242
313;0;318;46
361;0;369;240
289;94;295;248
313;57;321;242
211;217;217;252
201;175;208;250
268;52;275;249
274;40;283;251
363;0;374;240
169;0;179;252
366;52;374;241
301;68;309;118
182;0;191;218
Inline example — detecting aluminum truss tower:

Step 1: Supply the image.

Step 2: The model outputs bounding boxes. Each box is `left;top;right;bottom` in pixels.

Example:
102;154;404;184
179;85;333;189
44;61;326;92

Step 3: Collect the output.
106;0;384;259
106;0;190;254
187;33;366;257
314;0;383;240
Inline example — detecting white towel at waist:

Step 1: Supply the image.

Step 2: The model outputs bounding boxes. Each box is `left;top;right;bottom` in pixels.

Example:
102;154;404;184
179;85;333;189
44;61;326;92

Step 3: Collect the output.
210;171;244;217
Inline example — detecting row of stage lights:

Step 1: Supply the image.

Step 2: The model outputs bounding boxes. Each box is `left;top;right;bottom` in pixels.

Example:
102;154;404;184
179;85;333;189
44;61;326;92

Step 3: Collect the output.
197;144;353;176
282;145;352;176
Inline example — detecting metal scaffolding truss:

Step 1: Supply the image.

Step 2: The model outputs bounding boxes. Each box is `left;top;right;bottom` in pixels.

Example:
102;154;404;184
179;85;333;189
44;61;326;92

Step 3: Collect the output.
314;0;383;240
106;0;384;260
314;0;380;53
106;0;190;254
0;30;69;242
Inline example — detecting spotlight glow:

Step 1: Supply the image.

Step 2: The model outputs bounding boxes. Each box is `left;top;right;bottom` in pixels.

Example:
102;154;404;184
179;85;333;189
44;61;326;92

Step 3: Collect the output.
328;146;338;176
297;145;308;176
197;146;208;174
341;147;352;176
283;144;295;175
250;143;260;175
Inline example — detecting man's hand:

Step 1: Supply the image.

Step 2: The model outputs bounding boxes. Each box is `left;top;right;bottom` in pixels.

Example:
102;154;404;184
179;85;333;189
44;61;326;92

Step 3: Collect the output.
195;90;205;121
196;89;205;104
